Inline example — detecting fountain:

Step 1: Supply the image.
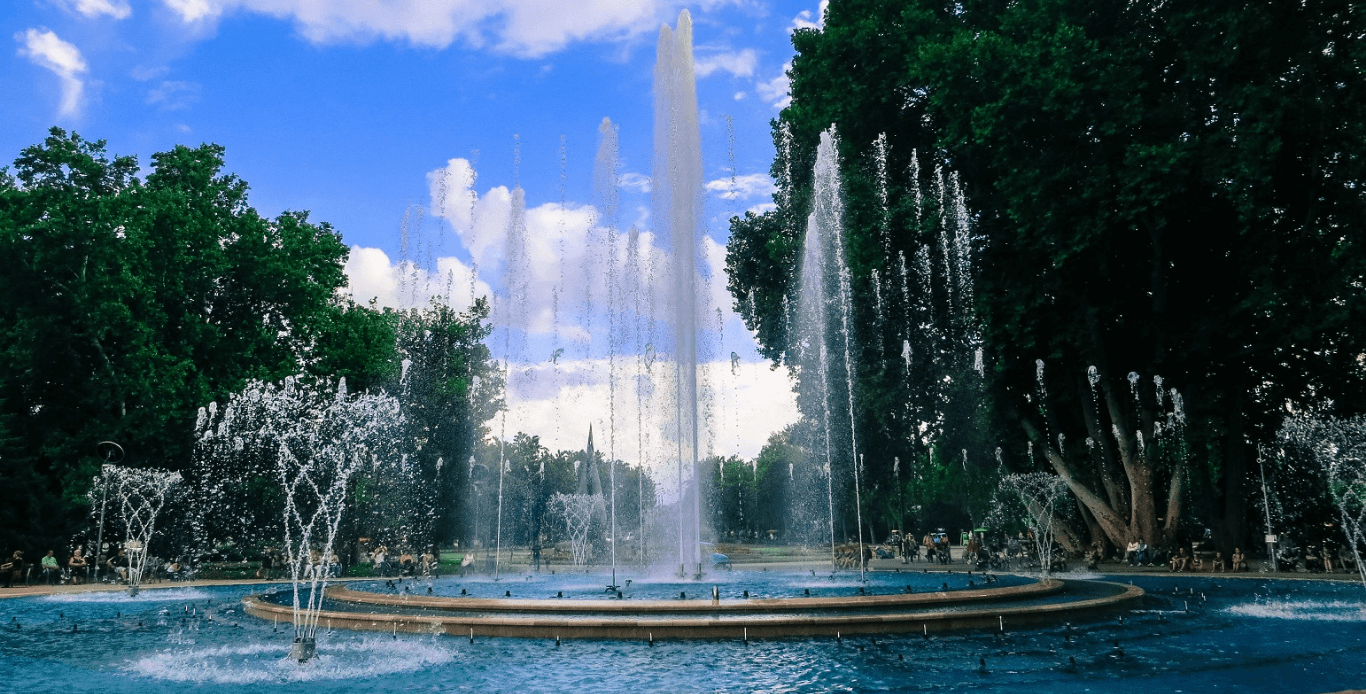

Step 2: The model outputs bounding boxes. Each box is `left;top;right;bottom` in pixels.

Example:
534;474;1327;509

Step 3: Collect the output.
794;128;865;576
654;9;705;578
90;465;181;596
1278;415;1366;589
194;376;404;662
994;473;1071;576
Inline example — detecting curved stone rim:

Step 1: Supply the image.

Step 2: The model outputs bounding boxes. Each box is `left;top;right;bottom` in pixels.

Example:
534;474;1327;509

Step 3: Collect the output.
324;577;1062;614
241;580;1143;640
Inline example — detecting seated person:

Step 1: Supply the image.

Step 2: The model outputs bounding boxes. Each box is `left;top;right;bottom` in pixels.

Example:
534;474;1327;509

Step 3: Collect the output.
1189;550;1205;572
1230;547;1248;571
1087;542;1105;571
1305;545;1324;573
1124;541;1141;565
1211;551;1227;572
963;538;981;564
106;549;129;582
67;548;87;584
1337;546;1358;572
1169;547;1190;572
2;550;25;588
40;550;60;585
165;560;183;580
1276;542;1300;572
400;552;415;576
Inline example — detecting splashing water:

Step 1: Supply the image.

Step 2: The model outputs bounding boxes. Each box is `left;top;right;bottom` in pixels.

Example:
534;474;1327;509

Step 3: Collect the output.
194;377;404;660
90;465;181;595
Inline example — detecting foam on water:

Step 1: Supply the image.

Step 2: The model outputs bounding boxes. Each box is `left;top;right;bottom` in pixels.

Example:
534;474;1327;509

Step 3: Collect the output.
42;587;213;603
1225;598;1366;622
128;636;455;684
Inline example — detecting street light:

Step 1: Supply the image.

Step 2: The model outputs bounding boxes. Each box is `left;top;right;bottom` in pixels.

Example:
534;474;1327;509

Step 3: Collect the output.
93;441;124;584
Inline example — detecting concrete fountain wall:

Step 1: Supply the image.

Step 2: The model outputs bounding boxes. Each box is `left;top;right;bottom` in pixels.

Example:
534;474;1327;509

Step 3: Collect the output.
242;578;1143;640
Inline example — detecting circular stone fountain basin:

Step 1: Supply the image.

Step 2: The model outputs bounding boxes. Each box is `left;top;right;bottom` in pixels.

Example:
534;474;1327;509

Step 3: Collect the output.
242;572;1142;639
3;574;1364;691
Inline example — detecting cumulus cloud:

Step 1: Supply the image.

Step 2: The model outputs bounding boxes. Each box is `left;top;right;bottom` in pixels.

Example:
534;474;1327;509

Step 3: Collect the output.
58;0;132;19
693;48;756;78
756;62;791;109
16;28;88;118
343;245;494;310
356;156;799;475
790;0;828;31
705;172;775;201
158;0;667;57
506;356;798;486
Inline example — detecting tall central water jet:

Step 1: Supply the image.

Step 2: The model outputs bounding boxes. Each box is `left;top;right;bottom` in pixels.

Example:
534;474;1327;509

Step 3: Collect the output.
654;10;704;576
796;129;864;576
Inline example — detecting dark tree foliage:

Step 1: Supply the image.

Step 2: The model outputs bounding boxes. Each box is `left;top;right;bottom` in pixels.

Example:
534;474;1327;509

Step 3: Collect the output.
0;130;391;553
727;0;1366;552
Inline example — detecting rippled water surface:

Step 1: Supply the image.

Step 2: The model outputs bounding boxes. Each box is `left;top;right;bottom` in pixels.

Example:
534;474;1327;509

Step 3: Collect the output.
1;572;1363;692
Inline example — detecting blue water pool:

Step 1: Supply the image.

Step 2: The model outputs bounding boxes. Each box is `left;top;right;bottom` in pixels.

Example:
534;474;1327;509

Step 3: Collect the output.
1;572;1362;692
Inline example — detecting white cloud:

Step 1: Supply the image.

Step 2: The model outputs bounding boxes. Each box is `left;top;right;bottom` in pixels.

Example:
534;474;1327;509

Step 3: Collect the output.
505;355;799;486
619;171;651;193
733;91;745;100
411;156;797;474
158;0;668;57
58;0;132;19
146;80;200;110
705;172;775;201
756;62;791;109
343;245;494;310
789;0;828;32
693;48;756;78
16;28;88;118
746;202;776;215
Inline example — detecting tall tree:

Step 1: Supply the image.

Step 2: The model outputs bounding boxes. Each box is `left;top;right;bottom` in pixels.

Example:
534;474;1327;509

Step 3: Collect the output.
727;0;1366;551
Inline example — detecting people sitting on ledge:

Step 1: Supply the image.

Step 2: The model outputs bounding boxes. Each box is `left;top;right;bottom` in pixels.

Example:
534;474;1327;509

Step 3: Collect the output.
1230;547;1248;572
1212;551;1227;572
40;550;60;585
1169;547;1190;572
2;550;25;588
67;548;87;584
1305;545;1325;573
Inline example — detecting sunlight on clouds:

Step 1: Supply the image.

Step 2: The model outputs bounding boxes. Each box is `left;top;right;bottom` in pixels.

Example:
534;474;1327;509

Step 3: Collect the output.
16;28;88;118
159;0;667;57
343;245;494;310
393;156;797;470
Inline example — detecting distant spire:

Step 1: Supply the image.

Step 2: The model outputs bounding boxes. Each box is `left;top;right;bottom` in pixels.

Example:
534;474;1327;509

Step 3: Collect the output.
577;424;604;497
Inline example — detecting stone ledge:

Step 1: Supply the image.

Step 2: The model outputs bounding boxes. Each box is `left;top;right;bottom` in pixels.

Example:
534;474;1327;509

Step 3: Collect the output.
325;578;1061;614
242;580;1142;640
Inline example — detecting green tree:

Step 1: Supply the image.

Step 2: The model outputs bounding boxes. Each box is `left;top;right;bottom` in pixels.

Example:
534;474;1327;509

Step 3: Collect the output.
0;130;389;552
727;0;1366;552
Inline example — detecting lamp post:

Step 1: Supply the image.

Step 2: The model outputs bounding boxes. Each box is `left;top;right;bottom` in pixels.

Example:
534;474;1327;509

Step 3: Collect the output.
92;441;124;584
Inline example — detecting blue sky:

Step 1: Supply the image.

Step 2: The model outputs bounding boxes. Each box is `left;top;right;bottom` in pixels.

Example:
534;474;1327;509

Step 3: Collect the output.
5;0;818;467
